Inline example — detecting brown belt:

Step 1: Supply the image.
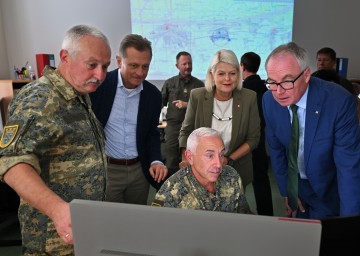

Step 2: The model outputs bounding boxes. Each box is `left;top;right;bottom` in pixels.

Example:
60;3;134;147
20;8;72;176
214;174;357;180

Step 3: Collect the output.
107;156;140;166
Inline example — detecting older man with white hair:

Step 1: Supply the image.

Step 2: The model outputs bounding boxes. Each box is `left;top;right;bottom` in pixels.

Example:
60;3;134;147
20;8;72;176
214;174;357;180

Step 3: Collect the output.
152;127;250;213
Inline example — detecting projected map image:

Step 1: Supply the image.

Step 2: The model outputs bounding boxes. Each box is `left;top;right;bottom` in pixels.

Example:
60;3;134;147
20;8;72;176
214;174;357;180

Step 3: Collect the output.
131;0;294;80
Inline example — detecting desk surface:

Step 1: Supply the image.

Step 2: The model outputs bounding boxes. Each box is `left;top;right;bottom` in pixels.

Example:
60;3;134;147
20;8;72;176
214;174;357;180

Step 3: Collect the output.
12;79;32;84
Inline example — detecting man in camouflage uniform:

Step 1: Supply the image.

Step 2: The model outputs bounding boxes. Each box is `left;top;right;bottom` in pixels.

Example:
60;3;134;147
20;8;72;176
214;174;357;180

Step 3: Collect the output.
0;25;111;255
152;127;250;213
161;51;204;176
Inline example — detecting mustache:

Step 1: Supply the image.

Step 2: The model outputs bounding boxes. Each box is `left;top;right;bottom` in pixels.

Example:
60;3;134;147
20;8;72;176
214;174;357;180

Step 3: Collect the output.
86;79;102;85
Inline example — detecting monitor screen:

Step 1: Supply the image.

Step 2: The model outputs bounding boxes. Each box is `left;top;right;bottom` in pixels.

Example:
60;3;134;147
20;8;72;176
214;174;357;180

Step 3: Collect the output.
70;199;321;256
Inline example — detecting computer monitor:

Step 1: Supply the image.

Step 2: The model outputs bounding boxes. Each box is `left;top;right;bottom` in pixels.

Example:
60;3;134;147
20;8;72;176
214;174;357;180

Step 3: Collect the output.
320;215;360;255
70;199;321;256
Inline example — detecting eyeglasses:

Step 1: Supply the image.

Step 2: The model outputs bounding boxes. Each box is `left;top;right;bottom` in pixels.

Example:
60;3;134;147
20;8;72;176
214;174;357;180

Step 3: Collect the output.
212;113;232;121
265;69;306;91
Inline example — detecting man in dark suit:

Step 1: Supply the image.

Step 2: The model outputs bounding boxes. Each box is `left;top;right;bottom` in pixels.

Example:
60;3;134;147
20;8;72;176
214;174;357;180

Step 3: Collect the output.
240;52;274;216
90;34;168;205
262;42;360;219
315;47;355;95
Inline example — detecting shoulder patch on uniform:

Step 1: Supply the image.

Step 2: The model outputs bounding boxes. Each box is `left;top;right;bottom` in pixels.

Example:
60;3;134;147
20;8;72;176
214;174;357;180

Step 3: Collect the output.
0;125;19;148
151;199;164;207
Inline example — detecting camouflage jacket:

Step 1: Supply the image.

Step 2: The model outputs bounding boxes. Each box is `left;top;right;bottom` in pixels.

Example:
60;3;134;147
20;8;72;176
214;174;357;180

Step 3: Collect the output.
153;165;249;213
0;66;106;255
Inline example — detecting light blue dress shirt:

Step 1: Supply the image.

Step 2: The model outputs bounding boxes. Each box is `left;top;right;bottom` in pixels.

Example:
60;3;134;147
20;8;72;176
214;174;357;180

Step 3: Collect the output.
104;69;142;159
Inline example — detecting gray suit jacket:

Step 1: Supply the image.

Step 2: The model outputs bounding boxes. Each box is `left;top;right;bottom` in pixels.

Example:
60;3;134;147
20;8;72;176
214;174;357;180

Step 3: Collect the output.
179;87;260;187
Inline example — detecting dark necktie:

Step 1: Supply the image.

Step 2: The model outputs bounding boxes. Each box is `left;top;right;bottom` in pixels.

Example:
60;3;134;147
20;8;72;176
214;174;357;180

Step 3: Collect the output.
287;104;299;210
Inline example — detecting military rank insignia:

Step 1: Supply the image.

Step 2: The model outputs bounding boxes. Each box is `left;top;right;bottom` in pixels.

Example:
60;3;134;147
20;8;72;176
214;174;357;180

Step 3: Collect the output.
0;125;19;148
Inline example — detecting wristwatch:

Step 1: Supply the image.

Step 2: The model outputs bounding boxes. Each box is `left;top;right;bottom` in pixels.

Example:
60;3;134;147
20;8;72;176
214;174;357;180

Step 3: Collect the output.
226;156;235;167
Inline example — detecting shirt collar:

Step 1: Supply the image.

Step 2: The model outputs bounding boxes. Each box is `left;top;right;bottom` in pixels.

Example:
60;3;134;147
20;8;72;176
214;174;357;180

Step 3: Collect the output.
289;86;309;110
179;73;192;83
186;165;219;197
117;68;143;92
44;66;79;101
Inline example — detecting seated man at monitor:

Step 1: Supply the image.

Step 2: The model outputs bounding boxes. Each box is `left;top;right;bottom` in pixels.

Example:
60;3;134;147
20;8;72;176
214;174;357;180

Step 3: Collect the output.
152;127;250;213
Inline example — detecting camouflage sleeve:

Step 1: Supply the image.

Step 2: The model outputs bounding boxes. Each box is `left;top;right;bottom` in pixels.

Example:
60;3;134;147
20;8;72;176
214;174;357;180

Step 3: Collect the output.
0;83;57;177
152;180;176;207
237;194;251;214
152;173;189;208
236;176;251;214
0;154;40;180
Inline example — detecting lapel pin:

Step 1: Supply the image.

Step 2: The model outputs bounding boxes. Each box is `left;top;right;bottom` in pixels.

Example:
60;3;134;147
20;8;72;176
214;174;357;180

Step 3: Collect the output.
315;111;319;114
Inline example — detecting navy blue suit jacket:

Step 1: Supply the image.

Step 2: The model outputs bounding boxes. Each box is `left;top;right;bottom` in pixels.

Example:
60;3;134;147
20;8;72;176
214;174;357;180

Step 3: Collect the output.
90;69;163;189
263;77;360;217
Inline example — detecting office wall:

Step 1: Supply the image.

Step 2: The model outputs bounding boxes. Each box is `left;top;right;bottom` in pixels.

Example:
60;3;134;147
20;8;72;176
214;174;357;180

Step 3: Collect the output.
0;7;8;78
0;0;131;79
0;0;359;82
293;0;360;79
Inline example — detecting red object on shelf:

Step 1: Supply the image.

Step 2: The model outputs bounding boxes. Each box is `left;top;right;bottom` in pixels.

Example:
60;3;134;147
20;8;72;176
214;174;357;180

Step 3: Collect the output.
36;54;55;78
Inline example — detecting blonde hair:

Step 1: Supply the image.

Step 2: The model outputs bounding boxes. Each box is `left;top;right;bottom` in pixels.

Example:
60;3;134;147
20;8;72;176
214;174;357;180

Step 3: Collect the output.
204;49;242;92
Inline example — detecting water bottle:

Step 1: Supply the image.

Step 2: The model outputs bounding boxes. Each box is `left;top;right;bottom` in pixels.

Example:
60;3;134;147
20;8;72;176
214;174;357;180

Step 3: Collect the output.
28;66;36;80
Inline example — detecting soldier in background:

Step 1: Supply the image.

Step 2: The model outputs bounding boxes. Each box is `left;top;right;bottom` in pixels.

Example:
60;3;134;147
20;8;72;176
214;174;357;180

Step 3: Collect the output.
161;51;204;176
0;24;111;255
152;127;250;214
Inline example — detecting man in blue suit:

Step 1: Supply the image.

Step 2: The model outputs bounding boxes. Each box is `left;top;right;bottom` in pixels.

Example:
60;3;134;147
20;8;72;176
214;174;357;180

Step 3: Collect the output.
262;42;360;219
90;34;168;204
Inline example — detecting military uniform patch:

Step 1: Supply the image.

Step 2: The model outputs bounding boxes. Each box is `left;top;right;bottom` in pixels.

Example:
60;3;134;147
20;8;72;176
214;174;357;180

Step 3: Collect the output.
0;125;19;148
151;199;164;207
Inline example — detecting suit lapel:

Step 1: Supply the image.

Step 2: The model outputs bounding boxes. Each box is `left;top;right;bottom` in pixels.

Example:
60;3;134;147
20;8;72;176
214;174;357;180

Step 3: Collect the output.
101;69;119;125
137;82;149;134
229;90;242;151
203;90;214;127
304;83;322;168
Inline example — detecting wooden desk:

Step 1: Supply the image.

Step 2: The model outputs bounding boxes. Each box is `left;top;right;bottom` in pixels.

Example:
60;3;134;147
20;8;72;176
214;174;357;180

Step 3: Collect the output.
12;79;32;89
